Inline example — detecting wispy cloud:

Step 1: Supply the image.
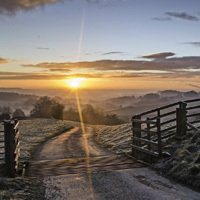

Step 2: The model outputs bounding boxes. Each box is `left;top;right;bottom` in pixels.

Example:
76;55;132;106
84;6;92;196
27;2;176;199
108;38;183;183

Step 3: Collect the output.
188;84;200;89
23;62;71;72
85;0;126;6
0;0;62;14
183;42;200;47
36;47;50;50
152;17;171;21
0;57;9;64
142;52;175;59
102;51;124;55
0;0;126;14
165;11;199;21
1;69;199;80
0;71;143;80
0;71;67;80
3;54;200;80
22;53;200;79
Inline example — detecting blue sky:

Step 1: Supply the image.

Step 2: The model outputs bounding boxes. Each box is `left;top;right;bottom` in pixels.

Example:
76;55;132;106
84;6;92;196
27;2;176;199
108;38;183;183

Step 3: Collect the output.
0;0;200;89
1;0;200;62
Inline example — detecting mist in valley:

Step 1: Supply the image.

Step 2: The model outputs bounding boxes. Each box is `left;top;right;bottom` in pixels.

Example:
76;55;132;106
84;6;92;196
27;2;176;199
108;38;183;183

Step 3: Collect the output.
1;88;199;123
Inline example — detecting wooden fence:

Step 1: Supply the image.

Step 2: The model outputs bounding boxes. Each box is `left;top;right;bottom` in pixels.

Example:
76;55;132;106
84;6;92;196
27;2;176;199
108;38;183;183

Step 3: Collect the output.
0;120;20;177
131;99;200;162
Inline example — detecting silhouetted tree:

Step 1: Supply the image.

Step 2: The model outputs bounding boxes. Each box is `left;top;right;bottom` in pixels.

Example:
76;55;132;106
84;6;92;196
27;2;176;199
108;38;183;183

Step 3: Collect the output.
30;96;64;119
13;109;26;119
0;106;12;114
63;104;124;125
63;108;79;121
0;106;11;120
104;114;124;125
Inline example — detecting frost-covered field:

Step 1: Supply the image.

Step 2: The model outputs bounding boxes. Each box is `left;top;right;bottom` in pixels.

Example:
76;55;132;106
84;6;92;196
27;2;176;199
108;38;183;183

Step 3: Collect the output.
18;119;75;161
95;123;132;154
155;130;200;188
0;119;76;200
0;119;75;161
95;123;200;189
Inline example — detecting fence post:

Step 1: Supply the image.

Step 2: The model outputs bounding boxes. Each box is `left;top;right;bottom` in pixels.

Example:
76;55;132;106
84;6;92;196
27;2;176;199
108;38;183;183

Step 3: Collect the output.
157;110;162;156
146;117;151;150
132;115;141;159
4;121;15;177
176;102;187;138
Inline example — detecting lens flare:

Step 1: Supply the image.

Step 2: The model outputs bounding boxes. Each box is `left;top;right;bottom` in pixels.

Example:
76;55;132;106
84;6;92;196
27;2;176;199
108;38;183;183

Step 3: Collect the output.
68;78;85;89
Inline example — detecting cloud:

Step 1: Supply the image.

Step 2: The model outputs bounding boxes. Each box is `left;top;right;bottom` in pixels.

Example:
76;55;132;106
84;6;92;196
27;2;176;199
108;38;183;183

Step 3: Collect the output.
152;17;171;21
0;57;9;64
165;12;199;21
1;70;199;80
23;54;200;78
183;42;200;47
188;84;200;89
0;71;143;80
36;47;50;50
85;0;126;6
3;54;200;80
0;71;67;80
0;0;62;14
0;0;126;14
102;51;124;55
23;62;72;72
142;52;175;60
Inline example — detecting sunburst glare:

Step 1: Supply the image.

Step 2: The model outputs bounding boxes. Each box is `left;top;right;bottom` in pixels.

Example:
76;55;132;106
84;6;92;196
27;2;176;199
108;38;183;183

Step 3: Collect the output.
67;78;85;89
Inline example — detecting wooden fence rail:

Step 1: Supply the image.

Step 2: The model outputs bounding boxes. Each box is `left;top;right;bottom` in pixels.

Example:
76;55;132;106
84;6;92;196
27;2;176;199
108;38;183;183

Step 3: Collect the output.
131;99;200;162
0;120;20;177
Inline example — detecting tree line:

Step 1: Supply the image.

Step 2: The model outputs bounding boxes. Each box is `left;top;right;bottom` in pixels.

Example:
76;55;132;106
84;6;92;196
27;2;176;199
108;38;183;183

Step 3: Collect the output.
0;96;124;125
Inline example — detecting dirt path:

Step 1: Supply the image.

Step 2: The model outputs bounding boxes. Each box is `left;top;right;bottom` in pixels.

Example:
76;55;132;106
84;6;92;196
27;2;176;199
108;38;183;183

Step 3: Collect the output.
27;127;141;176
31;127;106;160
27;126;200;200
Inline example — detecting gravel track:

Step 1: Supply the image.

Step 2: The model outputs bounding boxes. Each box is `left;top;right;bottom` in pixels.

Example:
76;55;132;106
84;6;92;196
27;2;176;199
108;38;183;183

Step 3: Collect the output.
27;126;200;200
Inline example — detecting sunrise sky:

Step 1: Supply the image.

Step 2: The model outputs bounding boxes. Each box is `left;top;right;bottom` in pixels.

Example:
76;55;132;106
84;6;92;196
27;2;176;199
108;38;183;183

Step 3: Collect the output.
0;0;200;90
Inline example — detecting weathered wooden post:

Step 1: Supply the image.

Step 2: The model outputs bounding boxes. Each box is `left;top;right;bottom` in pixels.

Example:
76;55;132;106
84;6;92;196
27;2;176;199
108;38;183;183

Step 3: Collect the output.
176;102;187;138
14;120;20;173
156;110;162;156
146;117;151;150
132;115;141;159
4;120;15;177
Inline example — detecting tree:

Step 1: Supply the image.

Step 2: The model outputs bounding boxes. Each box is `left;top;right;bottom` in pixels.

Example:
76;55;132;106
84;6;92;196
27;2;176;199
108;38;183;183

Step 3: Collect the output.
52;103;64;119
63;104;124;125
0;106;12;114
13;109;26;119
63;107;79;121
30;96;64;119
0;106;11;120
104;114;124;125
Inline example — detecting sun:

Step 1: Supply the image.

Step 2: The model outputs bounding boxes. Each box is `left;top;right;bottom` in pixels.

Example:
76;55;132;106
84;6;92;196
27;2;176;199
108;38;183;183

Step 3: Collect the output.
67;78;85;89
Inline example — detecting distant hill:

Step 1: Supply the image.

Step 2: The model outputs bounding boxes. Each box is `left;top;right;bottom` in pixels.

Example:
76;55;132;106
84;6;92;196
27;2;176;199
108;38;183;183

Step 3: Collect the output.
0;92;37;101
100;90;200;122
0;92;39;114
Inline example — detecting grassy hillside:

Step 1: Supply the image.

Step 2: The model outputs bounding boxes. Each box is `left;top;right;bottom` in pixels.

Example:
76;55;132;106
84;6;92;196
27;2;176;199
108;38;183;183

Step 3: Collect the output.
95;123;132;153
